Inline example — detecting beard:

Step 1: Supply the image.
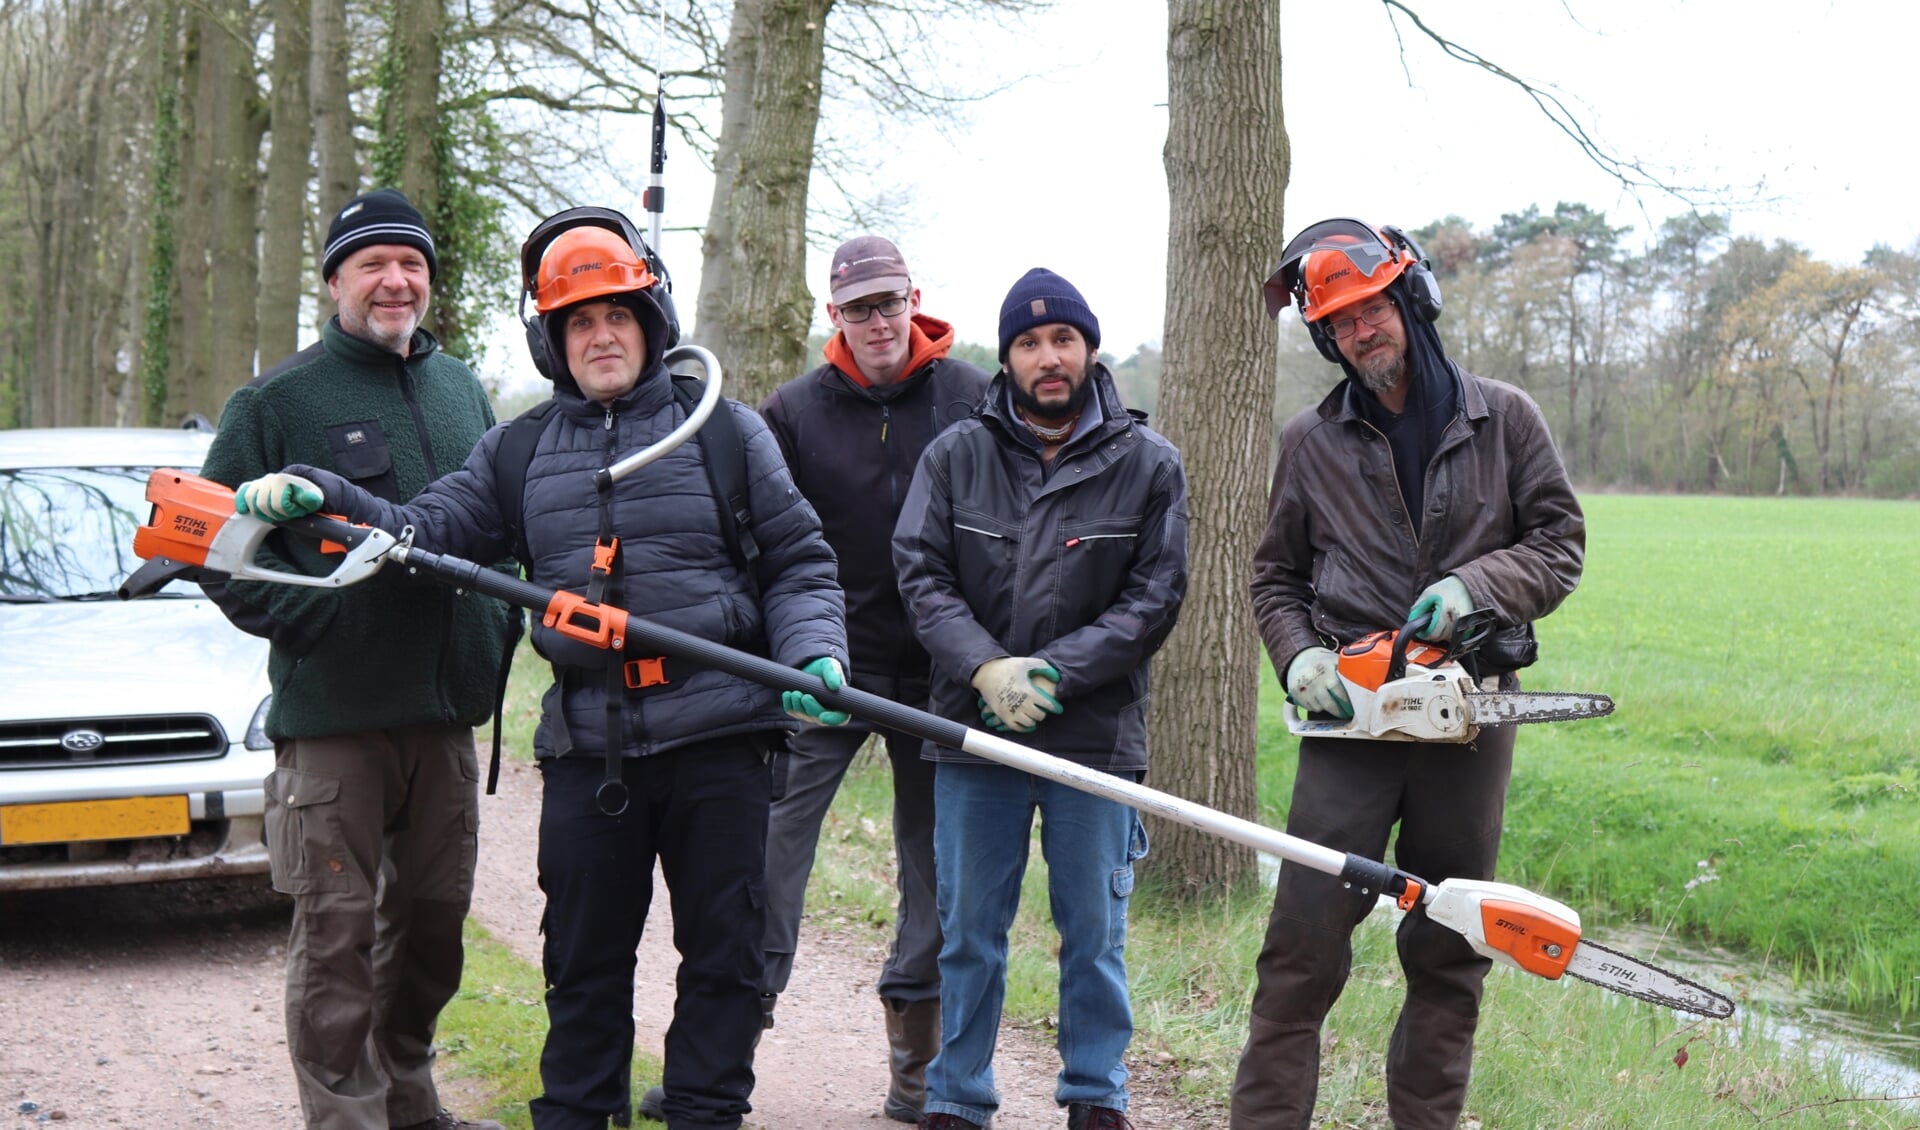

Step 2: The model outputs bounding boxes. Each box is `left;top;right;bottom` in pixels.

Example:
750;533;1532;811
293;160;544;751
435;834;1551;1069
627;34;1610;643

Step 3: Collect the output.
1352;341;1406;395
1011;372;1092;423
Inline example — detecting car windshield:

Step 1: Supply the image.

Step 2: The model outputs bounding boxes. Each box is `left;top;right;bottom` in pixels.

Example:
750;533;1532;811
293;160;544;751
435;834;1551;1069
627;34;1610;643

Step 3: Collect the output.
0;466;199;599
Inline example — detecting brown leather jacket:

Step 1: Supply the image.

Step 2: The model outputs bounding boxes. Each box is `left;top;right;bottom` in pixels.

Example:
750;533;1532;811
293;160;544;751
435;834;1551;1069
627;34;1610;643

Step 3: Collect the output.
1251;364;1584;675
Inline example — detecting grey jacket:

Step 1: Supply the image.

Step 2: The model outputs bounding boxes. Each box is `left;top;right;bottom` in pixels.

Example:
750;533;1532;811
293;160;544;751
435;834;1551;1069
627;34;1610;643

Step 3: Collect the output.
892;364;1188;773
293;362;846;759
1251;364;1584;675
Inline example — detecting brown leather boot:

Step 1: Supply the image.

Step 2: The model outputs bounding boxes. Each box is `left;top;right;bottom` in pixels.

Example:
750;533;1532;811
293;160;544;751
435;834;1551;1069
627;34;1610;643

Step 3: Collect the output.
882;996;941;1123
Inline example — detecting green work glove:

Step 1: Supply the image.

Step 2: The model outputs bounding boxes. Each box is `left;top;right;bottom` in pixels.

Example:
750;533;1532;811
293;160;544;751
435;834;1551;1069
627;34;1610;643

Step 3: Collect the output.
970;656;1062;733
782;656;850;726
1284;646;1353;720
234;472;323;521
1409;575;1473;640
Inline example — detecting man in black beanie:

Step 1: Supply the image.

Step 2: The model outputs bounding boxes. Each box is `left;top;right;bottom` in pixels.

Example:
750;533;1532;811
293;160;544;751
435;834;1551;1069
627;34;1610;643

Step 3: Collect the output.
200;187;512;1130
1235;220;1583;1129
892;268;1190;1130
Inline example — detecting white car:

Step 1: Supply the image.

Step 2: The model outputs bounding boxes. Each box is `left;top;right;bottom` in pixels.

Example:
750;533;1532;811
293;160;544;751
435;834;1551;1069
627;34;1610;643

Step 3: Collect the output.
0;426;274;890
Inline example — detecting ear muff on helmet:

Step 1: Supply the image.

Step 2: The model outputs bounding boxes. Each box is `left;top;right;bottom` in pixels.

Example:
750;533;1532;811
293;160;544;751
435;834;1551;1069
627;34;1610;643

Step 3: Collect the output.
1263;217;1443;365
518;206;681;383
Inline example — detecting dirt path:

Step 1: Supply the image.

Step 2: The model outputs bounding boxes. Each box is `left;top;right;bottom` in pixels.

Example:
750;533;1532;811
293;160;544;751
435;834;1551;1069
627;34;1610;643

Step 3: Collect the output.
472;756;1215;1129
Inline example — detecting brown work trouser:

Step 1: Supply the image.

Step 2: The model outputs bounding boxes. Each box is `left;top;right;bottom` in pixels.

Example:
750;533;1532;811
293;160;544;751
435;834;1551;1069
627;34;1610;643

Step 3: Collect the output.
1229;724;1516;1130
264;724;481;1130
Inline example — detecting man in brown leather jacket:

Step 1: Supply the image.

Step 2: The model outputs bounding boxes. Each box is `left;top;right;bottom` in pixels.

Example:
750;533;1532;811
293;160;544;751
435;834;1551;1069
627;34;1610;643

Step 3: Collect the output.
1231;219;1584;1130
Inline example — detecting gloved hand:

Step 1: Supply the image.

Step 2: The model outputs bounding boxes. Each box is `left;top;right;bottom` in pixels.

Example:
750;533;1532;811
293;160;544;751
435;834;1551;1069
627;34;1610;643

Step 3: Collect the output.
1285;646;1353;719
233;472;323;521
971;656;1062;733
782;656;850;726
1409;575;1473;640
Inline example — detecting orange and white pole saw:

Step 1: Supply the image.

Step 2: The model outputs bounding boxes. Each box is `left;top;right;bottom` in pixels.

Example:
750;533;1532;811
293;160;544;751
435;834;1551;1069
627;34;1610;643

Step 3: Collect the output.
117;355;1730;1021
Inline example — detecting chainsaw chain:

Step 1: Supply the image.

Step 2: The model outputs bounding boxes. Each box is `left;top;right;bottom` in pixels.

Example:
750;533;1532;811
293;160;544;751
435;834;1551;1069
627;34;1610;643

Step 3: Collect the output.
1562;939;1735;1019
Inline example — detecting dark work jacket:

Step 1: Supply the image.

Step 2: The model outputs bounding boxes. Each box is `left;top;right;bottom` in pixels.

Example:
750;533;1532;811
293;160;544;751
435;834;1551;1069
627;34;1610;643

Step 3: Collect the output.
290;363;847;760
760;325;988;684
1250;363;1584;676
200;319;513;740
892;364;1189;773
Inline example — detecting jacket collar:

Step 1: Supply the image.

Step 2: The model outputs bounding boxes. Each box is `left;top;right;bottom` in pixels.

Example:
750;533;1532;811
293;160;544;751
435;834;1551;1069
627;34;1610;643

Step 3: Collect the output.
982;361;1134;455
552;359;674;423
822;313;957;392
1320;359;1484;426
323;316;438;367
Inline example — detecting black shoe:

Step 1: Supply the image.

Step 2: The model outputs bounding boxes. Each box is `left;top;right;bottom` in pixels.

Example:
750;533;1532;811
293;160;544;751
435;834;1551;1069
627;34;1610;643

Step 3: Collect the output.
1066;1104;1134;1130
394;1112;506;1130
637;1085;665;1122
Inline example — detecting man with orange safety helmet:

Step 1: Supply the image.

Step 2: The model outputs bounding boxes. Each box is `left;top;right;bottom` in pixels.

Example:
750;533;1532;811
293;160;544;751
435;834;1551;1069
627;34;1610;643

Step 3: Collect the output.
232;206;847;1130
1232;219;1584;1129
201;187;514;1130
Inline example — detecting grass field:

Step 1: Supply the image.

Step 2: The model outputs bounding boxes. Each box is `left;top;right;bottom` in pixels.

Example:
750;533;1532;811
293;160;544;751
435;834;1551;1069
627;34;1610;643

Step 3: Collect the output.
450;493;1920;1125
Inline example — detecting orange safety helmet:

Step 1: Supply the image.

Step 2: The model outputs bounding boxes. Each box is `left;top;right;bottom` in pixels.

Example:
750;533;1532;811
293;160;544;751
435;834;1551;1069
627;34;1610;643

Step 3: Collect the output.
533;226;659;313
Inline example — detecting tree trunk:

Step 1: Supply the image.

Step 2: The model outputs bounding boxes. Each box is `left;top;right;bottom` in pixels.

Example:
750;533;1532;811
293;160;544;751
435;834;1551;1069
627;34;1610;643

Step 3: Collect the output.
691;0;762;353
257;0;312;364
139;2;187;425
309;0;355;326
384;0;446;340
716;0;831;406
204;0;265;403
1144;0;1286;895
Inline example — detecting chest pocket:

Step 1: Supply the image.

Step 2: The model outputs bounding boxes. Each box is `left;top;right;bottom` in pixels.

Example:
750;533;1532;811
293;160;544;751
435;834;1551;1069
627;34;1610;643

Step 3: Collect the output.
952;506;1021;619
326;419;400;502
1059;515;1142;611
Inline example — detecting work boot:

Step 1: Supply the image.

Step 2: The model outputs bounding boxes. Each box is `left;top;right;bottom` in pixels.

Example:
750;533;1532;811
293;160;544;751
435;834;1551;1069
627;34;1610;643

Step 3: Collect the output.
394;1111;506;1130
639;994;777;1122
1065;1104;1134;1130
882;996;941;1123
920;1115;983;1130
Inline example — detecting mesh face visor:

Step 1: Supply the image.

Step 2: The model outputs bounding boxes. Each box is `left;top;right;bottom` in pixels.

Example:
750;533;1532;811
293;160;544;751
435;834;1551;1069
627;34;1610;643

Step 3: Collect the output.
1263;218;1396;318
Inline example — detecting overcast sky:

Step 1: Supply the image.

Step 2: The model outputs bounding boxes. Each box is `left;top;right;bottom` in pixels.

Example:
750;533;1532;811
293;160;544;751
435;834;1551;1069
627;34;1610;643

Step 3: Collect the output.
483;0;1913;389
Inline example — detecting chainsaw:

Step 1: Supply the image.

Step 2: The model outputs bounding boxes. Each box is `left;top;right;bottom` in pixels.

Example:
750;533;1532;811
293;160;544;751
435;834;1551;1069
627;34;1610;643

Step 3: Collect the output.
1285;613;1614;741
116;362;1729;1022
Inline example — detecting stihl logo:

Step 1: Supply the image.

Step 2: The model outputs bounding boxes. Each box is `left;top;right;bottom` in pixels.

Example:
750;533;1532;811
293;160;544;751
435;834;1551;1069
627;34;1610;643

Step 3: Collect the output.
572;261;603;274
1597;961;1639;982
172;514;211;539
1324;267;1352;283
1492;917;1528;936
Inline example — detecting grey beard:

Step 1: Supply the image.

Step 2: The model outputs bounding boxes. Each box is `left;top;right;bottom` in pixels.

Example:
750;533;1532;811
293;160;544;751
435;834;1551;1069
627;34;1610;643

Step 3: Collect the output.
1355;351;1405;395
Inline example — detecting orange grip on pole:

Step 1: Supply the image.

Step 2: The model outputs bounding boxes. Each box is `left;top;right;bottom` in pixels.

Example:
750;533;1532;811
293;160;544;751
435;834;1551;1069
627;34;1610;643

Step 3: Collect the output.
542;590;630;651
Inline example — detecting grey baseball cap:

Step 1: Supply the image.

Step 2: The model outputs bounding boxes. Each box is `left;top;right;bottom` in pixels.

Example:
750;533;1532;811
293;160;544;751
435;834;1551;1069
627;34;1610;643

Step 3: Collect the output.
828;235;911;305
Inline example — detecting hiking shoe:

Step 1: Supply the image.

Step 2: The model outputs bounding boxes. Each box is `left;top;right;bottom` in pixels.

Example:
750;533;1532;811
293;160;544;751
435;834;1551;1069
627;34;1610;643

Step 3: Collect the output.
921;1115;984;1130
394;1112;505;1130
1066;1104;1134;1130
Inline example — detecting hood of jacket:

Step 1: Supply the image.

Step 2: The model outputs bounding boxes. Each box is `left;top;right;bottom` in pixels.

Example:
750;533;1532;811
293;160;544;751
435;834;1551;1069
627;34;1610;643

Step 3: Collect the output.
823;313;956;388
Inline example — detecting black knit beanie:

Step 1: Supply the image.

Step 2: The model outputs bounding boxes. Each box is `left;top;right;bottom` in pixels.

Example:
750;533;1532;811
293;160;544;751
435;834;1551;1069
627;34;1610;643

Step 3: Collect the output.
322;188;438;281
997;268;1100;362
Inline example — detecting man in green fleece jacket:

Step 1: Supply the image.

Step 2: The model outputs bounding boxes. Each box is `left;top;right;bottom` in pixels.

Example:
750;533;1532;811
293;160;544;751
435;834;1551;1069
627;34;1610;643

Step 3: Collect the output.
200;188;513;1130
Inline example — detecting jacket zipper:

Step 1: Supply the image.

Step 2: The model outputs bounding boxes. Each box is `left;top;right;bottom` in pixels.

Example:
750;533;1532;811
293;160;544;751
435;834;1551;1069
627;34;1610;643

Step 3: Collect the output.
398;356;456;717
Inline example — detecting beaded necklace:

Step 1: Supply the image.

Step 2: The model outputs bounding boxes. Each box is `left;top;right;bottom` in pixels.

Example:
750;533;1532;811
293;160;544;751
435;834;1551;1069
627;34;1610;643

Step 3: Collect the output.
1020;411;1080;445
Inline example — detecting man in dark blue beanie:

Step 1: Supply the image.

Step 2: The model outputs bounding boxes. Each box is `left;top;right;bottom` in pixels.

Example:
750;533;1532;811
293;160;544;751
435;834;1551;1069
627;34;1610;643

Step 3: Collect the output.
893;268;1190;1130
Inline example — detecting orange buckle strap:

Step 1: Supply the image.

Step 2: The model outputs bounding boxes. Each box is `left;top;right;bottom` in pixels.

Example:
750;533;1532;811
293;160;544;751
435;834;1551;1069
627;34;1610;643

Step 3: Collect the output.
624;657;670;689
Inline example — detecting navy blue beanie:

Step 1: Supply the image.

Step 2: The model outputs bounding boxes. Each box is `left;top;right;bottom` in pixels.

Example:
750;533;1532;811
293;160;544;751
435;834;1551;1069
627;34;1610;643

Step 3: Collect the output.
322;188;438;281
997;268;1100;362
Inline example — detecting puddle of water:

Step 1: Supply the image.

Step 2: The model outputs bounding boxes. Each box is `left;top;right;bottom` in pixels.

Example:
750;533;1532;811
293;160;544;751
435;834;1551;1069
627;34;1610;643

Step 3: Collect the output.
1256;853;1920;1100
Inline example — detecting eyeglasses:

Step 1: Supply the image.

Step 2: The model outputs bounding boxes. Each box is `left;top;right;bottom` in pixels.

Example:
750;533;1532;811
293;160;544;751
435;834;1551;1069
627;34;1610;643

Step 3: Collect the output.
1323;300;1397;340
837;295;908;323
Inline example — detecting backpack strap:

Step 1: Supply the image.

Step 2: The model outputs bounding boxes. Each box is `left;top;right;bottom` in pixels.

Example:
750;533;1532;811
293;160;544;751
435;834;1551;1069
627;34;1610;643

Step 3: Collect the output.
672;374;760;584
484;400;558;795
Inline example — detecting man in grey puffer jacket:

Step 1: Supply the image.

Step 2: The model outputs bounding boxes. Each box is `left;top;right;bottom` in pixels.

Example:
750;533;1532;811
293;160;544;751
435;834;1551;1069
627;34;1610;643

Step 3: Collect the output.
236;211;847;1130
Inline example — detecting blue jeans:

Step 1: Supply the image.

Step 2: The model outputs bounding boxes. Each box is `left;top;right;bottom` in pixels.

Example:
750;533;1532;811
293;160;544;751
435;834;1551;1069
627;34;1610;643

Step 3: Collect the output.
924;760;1147;1125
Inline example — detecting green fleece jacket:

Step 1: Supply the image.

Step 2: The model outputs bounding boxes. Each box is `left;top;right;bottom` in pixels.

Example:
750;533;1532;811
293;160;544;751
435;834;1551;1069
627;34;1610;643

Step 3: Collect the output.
200;319;514;740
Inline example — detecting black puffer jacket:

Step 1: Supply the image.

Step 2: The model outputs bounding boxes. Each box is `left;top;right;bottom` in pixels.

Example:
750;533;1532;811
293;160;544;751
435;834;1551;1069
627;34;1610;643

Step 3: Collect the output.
292;361;846;759
892;364;1188;772
760;319;988;682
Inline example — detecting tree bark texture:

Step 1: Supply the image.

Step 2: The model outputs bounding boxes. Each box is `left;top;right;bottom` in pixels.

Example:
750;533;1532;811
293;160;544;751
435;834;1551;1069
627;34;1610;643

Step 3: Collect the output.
1145;0;1287;894
308;0;354;326
691;0;763;355
717;0;832;406
257;0;312;365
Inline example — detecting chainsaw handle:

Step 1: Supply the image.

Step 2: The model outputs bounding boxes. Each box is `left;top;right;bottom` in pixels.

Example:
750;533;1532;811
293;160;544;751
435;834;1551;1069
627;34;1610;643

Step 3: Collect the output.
1388;612;1434;682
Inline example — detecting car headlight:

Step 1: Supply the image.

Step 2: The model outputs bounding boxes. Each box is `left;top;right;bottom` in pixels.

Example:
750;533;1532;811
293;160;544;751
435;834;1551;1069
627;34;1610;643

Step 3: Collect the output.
245;696;274;750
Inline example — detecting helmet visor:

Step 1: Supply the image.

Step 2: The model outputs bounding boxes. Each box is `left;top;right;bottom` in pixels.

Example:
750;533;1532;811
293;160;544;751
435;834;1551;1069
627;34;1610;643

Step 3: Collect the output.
1263;218;1395;318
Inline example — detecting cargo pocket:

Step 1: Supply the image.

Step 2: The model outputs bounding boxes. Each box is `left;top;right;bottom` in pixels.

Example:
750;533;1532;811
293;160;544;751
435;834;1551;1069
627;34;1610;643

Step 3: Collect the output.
264;768;351;895
326;419;400;502
1108;814;1150;949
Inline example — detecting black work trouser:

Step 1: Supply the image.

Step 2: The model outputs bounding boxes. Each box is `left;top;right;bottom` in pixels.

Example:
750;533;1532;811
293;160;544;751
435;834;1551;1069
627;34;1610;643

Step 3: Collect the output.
530;737;773;1130
1230;723;1516;1130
